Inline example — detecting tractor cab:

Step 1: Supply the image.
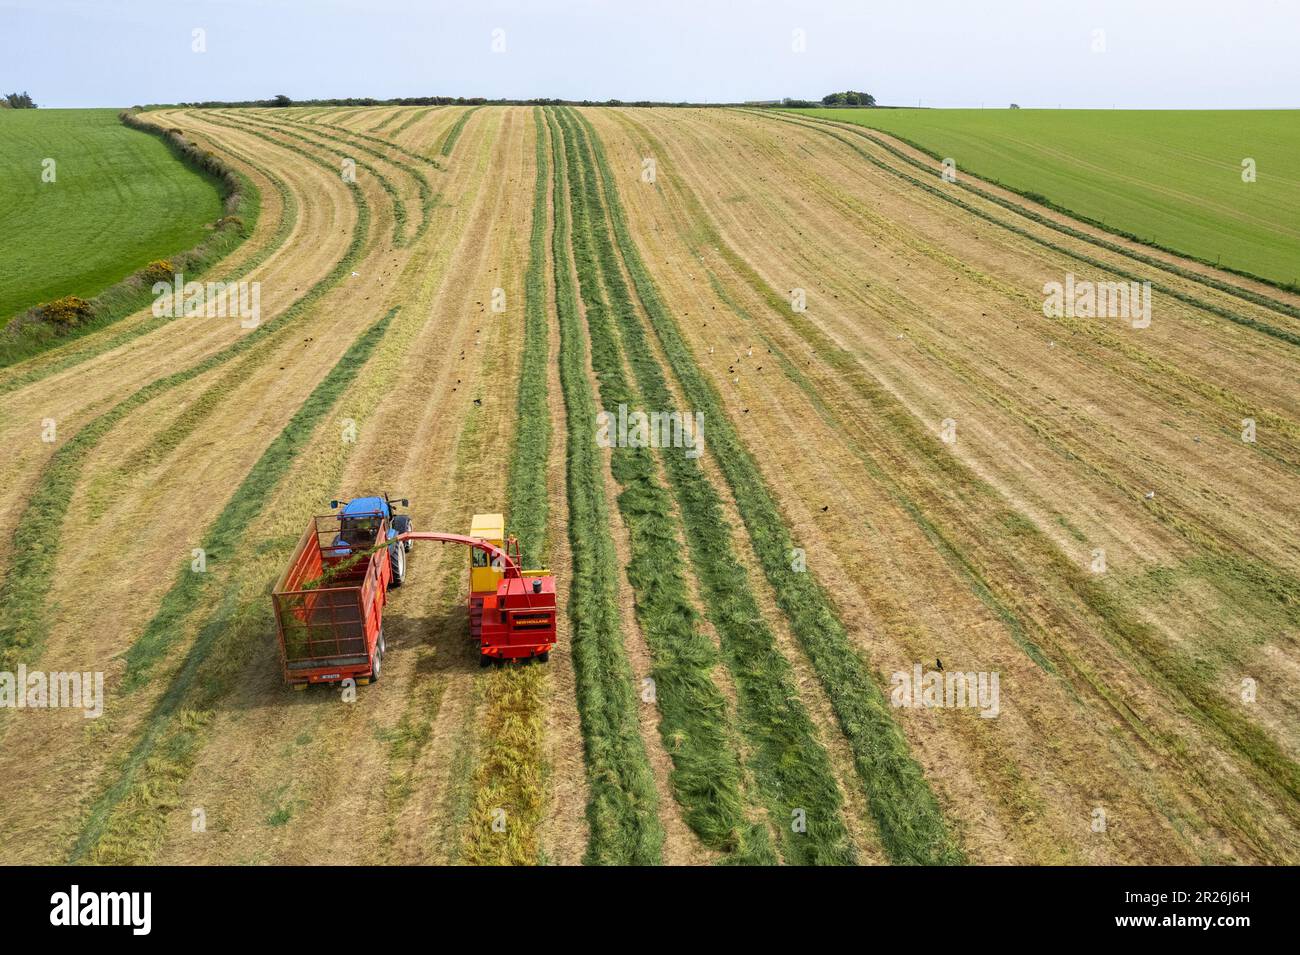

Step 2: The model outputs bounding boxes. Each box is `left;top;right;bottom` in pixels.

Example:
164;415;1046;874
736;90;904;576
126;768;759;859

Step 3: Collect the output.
327;494;414;586
333;496;392;552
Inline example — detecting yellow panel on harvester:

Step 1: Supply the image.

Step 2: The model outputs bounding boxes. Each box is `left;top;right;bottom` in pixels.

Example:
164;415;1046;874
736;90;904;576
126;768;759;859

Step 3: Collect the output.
469;513;505;595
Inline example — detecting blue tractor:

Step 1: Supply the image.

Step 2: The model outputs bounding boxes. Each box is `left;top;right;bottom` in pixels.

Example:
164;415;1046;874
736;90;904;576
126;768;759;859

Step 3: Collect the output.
329;493;413;587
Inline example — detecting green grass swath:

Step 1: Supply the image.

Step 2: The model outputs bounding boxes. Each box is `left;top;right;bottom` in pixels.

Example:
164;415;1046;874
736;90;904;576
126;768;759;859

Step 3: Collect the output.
577;109;965;865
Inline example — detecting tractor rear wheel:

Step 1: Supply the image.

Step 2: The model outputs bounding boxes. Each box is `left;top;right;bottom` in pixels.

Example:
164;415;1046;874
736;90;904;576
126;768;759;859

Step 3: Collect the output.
389;544;406;587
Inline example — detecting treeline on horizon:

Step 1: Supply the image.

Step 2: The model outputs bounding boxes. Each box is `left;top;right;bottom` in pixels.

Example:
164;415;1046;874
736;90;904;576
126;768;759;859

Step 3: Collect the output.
141;95;744;110
136;92;881;110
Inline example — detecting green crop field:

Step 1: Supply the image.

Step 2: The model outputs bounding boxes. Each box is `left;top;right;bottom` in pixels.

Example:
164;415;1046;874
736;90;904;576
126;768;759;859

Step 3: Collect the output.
0;108;223;319
793;108;1300;287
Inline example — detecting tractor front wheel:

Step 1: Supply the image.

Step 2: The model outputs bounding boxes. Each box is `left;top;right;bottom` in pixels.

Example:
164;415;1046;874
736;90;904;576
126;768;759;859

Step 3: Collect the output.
389;543;406;587
393;514;413;552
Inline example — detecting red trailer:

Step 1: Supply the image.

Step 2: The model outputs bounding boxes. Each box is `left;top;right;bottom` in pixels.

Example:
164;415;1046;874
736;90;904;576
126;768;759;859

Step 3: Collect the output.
272;515;392;688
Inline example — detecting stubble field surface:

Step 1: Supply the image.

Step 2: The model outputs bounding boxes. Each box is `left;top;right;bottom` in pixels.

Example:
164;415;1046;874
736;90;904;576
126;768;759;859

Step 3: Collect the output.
0;105;1296;865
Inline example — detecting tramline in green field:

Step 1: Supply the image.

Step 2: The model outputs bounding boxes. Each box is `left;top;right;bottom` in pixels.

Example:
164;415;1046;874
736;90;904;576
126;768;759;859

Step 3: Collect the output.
0;108;223;320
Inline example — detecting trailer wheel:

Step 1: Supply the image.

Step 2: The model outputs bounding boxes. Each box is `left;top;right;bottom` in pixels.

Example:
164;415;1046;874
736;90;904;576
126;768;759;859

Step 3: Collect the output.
371;630;385;682
389;543;406;587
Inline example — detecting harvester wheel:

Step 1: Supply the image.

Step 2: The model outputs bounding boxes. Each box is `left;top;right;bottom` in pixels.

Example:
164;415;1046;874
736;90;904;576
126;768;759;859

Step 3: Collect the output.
479;653;492;668
389;543;406;587
536;651;550;663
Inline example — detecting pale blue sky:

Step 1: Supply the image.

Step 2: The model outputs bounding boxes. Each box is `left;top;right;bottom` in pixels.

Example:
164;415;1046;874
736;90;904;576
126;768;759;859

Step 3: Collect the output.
3;0;1298;109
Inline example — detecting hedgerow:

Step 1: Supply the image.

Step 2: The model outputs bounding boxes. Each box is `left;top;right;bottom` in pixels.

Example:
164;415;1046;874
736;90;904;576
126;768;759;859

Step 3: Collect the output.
0;111;259;367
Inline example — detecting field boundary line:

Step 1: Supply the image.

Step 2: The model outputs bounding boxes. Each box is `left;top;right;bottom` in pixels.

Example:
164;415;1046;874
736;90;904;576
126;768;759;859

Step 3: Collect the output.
0;112;257;368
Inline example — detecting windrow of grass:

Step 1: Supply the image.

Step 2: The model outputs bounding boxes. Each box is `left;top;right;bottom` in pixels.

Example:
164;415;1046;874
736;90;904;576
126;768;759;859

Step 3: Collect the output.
755;110;1300;348
797;112;1300;324
291;107;335;123
300;107;447;164
69;307;398;863
236;110;439;249
788;108;1300;297
542;107;663;865
0;140;294;398
276;110;444;173
562;107;858;863
620;111;1300;857
459;108;553;866
390;105;443;139
0;112;257;368
206;110;414;247
88;120;500;866
504;109;555;572
260;111;442;243
577;110;965;865
438;106;482;158
556;108;782;863
368;107;408;133
0;140;371;679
